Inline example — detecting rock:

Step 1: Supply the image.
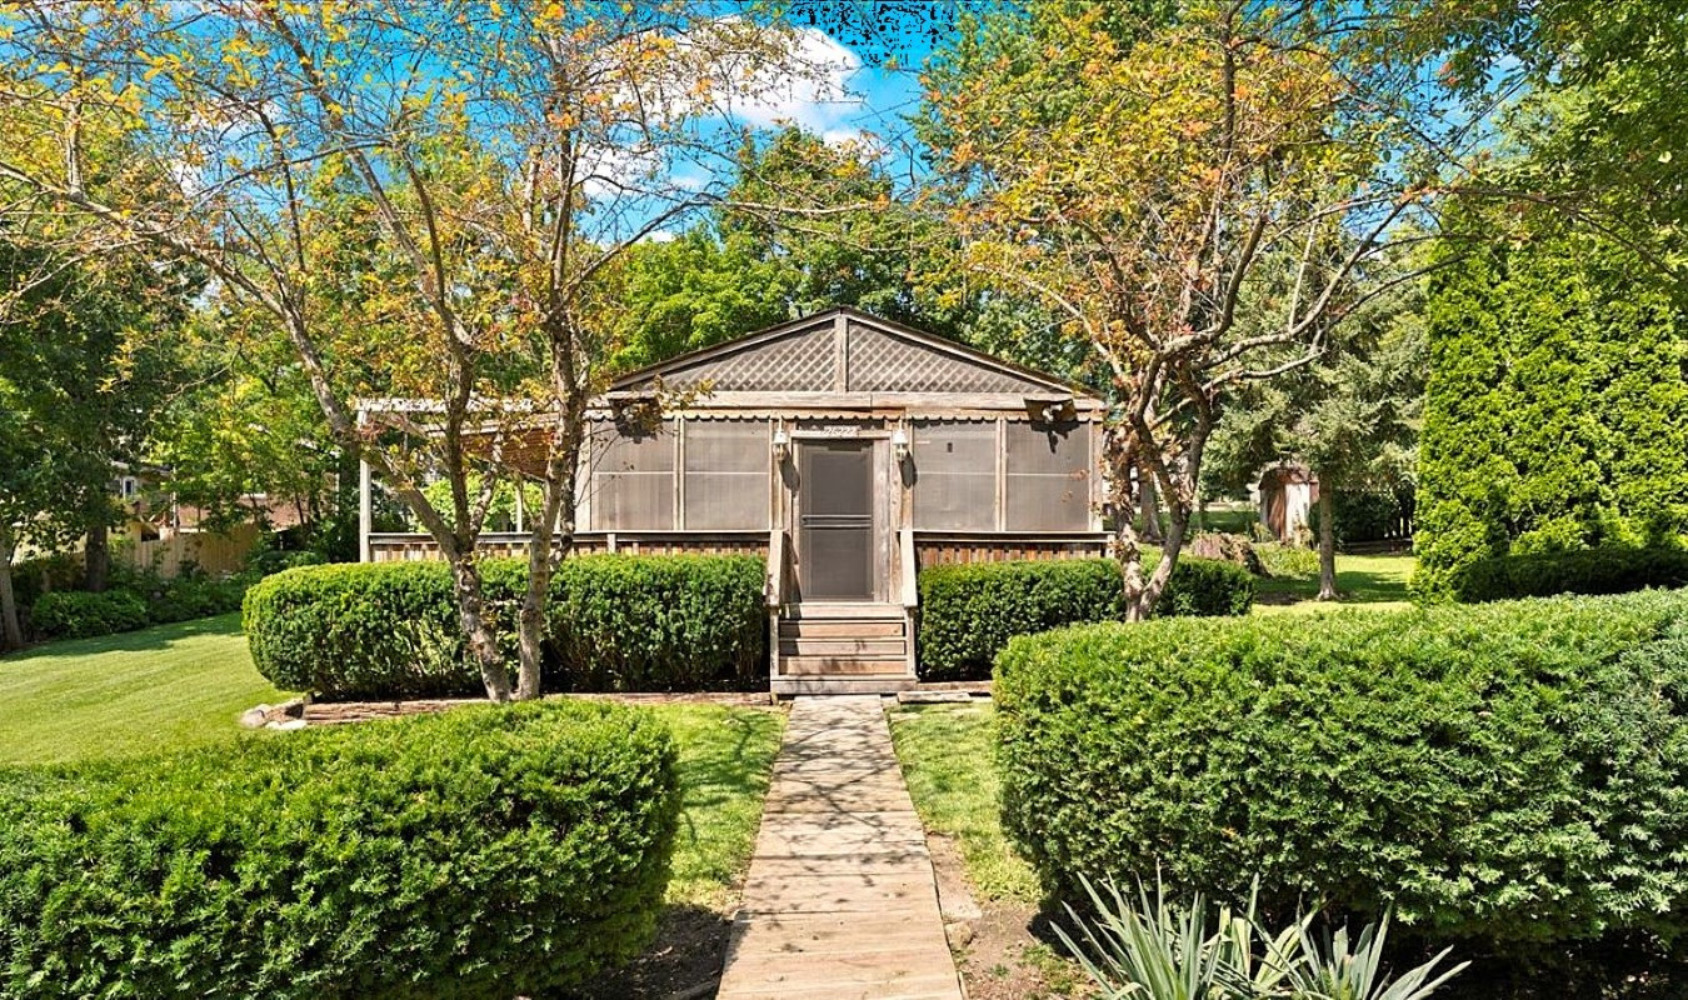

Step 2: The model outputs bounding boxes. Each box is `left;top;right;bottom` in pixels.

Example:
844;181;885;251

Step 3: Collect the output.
239;707;270;729
944;921;975;949
1186;531;1266;576
265;719;308;732
263;698;309;723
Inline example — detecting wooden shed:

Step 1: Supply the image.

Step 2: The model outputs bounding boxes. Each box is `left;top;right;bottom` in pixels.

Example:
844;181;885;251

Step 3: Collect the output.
362;307;1110;693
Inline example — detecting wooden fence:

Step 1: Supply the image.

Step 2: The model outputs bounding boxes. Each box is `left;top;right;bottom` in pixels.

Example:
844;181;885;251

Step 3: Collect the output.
120;524;262;578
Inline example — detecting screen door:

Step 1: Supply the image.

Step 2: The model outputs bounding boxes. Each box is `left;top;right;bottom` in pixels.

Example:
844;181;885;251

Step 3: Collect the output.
797;440;876;600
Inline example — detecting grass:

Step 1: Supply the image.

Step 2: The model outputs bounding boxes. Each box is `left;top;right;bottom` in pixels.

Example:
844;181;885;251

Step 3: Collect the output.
0;613;288;765
0;614;782;909
654;702;785;908
886;700;1043;905
1252;551;1415;612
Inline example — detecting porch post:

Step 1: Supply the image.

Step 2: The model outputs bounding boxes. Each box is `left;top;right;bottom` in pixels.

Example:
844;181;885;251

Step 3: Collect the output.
514;475;526;534
358;407;372;563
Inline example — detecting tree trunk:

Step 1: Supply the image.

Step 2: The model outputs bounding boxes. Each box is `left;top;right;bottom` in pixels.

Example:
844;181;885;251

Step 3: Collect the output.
1116;517;1151;623
1316;483;1339;601
1138;463;1164;543
0;527;24;652
84;518;109;593
448;554;511;703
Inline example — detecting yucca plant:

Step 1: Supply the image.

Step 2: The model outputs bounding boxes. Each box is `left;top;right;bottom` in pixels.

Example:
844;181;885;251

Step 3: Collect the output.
1284;915;1467;1000
1056;875;1466;1000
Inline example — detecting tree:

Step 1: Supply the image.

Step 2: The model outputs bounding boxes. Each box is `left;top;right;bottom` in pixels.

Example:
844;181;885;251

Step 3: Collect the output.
1412;212;1688;598
1204;272;1427;598
148;312;345;547
922;0;1453;618
0;224;195;611
1410;0;1688;281
1;2;832;700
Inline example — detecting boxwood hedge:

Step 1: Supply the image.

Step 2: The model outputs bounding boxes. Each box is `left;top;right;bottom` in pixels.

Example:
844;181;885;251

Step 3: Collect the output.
1445;546;1688;603
0;700;680;999
917;556;1254;681
243;554;766;699
995;589;1688;949
27;589;149;640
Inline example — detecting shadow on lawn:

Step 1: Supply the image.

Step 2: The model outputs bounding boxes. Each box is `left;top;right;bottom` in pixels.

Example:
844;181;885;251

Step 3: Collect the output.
4;612;244;660
562;904;732;1000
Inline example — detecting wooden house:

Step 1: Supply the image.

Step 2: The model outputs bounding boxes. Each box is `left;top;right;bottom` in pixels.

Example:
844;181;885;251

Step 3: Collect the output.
361;307;1110;693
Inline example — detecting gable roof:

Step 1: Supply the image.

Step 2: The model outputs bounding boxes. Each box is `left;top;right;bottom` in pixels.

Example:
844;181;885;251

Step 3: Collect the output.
610;307;1097;400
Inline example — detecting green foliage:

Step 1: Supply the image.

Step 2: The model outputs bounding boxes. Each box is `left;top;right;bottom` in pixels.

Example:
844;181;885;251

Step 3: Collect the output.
995;589;1688;950
531;554;767;691
243;555;767;699
27;590;149;640
1056;876;1465;1000
143;571;253;625
1255;543;1320;580
1414;226;1688;598
1448;547;1688;604
0;700;680;999
916;558;1254;681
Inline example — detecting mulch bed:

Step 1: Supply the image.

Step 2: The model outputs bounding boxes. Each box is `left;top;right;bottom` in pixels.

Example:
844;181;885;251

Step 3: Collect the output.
302;691;777;726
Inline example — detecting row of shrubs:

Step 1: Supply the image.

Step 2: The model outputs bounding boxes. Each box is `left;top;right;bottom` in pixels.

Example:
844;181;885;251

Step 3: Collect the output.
28;570;256;640
917;556;1254;680
994;586;1688;953
243;555;767;699
1438;545;1688;604
0;701;679;999
14;549;326;643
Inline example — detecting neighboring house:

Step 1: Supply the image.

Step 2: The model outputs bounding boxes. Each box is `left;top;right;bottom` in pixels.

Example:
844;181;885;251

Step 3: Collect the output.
1256;463;1319;544
361;307;1110;693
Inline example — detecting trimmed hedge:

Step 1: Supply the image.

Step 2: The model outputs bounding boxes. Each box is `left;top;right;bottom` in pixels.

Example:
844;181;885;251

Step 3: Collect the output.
995;589;1688;949
243;554;767;699
27;590;149;640
1447;546;1688;603
917;556;1254;681
0;700;680;999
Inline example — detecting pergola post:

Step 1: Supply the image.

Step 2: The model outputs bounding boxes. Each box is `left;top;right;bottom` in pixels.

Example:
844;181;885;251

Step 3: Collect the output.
358;407;372;563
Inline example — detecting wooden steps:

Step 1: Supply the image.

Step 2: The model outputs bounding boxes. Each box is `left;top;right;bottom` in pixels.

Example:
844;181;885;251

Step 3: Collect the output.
772;602;914;695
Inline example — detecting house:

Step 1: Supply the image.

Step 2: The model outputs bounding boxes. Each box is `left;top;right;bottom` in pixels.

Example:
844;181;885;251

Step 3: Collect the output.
360;308;1110;693
1256;462;1318;544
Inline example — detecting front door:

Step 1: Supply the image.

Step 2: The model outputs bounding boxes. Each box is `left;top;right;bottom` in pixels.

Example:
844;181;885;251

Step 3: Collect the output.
797;440;877;600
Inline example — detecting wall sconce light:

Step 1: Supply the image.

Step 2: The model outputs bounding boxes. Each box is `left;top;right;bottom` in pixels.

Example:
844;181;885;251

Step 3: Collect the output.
772;425;790;462
890;425;910;463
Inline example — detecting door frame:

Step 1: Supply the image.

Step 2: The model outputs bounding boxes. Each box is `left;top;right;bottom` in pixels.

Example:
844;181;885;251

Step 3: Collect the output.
789;432;893;603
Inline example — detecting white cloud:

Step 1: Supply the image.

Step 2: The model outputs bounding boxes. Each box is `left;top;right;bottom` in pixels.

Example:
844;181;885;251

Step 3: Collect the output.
719;26;864;132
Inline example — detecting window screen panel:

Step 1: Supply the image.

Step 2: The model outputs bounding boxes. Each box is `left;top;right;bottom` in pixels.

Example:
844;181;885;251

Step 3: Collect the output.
589;419;675;530
683;420;770;530
1005;420;1091;530
912;420;997;530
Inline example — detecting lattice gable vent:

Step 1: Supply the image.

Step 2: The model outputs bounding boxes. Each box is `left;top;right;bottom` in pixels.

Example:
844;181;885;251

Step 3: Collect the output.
616;310;1068;396
635;320;835;392
845;321;1046;393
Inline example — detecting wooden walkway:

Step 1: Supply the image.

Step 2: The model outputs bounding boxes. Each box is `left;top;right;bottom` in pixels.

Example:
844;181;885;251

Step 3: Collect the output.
716;696;966;1000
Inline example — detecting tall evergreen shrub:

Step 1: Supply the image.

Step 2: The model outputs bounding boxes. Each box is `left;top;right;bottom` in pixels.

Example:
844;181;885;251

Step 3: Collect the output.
1414;226;1688;598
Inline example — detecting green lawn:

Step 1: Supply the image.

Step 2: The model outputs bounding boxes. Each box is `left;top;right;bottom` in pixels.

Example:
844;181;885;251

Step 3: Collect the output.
0;613;288;765
1253;551;1415;612
0;614;782;909
658;702;785;908
886;700;1042;905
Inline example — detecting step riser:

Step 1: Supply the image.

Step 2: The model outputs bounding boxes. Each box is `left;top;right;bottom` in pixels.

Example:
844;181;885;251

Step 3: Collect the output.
781;639;907;657
782;658;910;676
780;620;906;638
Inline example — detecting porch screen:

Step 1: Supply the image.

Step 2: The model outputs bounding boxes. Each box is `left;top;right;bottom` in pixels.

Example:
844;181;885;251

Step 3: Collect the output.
1005;420;1091;530
912;420;996;530
589;419;675;530
682;419;770;529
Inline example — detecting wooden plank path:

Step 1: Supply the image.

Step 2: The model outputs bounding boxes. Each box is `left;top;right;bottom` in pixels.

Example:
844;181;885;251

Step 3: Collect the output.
716;696;966;1000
